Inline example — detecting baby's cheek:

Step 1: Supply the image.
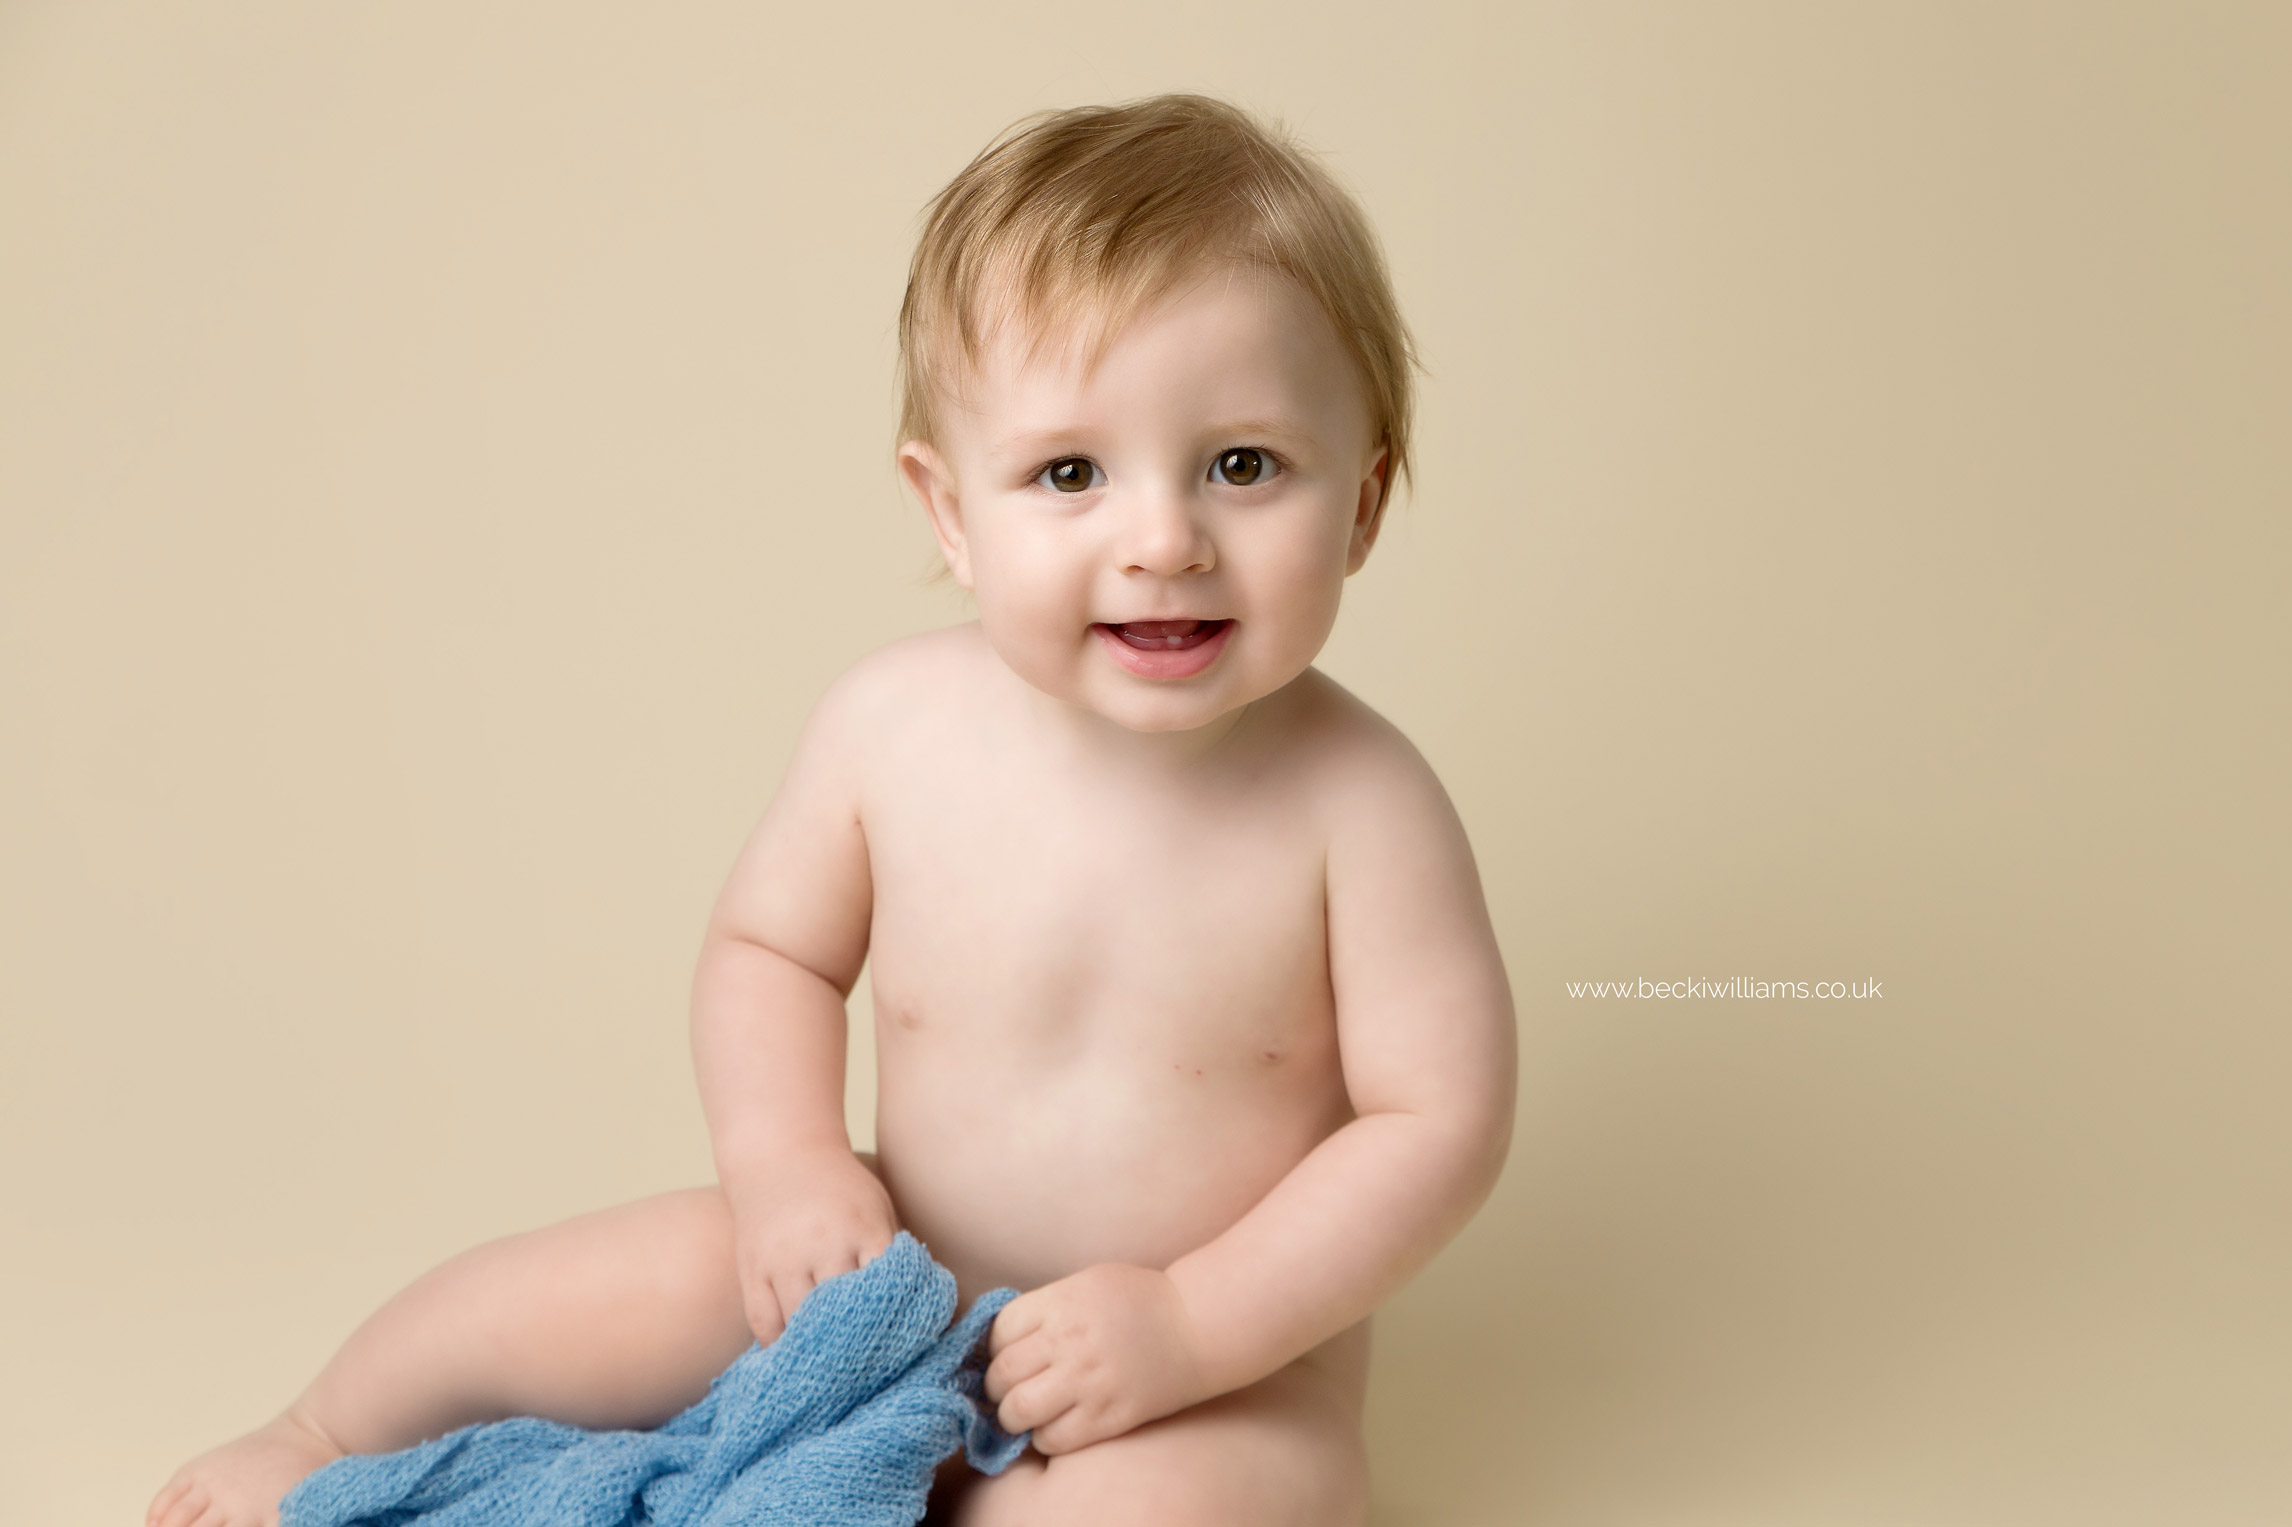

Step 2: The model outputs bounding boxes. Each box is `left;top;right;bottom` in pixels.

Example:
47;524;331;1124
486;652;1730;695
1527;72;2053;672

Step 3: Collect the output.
974;588;1090;699
1261;558;1347;660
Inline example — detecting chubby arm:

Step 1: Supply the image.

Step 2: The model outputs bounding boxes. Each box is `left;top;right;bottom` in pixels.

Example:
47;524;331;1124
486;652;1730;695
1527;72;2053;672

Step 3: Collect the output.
987;724;1516;1450
1172;739;1516;1383
692;668;897;1344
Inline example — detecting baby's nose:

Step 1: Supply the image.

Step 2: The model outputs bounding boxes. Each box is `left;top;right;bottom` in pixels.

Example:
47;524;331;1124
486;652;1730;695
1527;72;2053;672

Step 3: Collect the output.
1116;490;1215;576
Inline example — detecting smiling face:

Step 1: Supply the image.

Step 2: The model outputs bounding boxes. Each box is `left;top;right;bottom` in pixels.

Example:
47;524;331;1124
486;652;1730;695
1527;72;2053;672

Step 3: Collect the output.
900;267;1389;736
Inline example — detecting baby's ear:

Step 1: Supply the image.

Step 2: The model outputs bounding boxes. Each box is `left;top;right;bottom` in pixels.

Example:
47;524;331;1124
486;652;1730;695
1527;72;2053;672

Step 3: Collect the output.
1345;444;1391;575
899;440;974;589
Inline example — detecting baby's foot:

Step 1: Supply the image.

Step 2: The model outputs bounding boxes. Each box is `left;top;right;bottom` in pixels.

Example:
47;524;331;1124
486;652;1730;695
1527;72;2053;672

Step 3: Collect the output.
147;1408;343;1527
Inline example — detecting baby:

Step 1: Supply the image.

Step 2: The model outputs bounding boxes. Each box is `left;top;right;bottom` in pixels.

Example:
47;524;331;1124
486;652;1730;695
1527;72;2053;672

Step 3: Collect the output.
150;94;1515;1527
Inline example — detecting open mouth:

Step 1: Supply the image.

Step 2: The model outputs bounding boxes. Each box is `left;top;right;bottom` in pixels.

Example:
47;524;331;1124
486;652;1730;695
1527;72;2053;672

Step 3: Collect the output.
1092;618;1235;680
1101;618;1232;650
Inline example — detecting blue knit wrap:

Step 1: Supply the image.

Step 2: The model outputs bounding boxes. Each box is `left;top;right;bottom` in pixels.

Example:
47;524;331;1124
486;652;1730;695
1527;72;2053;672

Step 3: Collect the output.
279;1232;1027;1527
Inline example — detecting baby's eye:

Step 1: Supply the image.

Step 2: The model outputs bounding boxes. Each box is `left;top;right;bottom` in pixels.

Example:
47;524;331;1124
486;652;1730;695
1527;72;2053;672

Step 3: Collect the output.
1209;447;1277;487
1037;457;1102;493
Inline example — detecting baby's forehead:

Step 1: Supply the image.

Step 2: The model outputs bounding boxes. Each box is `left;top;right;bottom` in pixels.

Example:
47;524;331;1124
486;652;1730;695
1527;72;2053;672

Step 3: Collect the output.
972;261;1268;367
953;266;1361;411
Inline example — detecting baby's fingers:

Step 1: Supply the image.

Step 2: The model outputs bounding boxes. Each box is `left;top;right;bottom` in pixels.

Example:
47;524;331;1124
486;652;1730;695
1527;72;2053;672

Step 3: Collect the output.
983;1330;1052;1404
1029;1405;1104;1457
770;1269;819;1330
819;1227;888;1283
797;1241;876;1308
995;1368;1073;1443
988;1291;1045;1355
741;1282;788;1347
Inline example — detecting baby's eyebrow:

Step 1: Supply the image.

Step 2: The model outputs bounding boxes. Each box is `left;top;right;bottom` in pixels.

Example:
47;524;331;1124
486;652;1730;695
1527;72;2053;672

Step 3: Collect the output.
992;418;1313;463
1202;417;1312;447
992;428;1099;464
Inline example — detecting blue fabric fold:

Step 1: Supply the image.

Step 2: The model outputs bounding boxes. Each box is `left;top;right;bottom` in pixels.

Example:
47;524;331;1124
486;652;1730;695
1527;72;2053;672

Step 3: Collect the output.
280;1232;1028;1527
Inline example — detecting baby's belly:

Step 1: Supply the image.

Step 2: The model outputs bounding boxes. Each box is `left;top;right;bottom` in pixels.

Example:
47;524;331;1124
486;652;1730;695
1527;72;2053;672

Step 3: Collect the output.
869;1011;1353;1304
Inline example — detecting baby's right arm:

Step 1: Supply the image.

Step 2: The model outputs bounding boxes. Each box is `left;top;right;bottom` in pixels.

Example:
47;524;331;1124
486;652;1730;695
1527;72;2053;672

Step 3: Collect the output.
690;668;895;1345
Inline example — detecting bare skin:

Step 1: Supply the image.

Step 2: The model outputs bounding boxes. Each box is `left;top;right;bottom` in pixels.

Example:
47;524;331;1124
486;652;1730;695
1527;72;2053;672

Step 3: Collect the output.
150;269;1515;1527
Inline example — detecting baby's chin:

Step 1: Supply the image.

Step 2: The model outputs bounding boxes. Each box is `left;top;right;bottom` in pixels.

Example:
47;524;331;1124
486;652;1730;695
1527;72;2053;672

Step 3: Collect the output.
974;611;1333;737
985;632;1294;737
1061;657;1311;738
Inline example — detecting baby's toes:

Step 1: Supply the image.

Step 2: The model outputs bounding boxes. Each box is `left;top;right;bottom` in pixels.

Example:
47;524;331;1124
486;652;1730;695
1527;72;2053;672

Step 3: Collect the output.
145;1476;207;1527
147;1413;339;1527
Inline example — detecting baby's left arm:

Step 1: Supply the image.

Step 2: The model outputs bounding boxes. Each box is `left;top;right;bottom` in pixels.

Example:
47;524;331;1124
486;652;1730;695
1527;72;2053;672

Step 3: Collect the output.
987;727;1516;1452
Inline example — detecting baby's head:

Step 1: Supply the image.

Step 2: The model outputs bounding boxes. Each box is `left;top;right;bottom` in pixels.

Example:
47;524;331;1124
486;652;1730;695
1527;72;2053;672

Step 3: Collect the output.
896;96;1417;736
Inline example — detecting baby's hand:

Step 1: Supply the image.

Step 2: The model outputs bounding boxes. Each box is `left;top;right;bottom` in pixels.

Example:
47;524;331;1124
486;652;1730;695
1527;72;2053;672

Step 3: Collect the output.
984;1263;1212;1454
725;1150;898;1346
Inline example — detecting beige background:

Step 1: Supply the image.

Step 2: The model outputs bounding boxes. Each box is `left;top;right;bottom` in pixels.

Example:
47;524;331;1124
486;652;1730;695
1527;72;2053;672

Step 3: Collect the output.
4;3;2287;1523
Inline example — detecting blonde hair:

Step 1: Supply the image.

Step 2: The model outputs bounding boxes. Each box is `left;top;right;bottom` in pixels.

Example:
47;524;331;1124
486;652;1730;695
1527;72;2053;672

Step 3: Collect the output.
897;94;1417;507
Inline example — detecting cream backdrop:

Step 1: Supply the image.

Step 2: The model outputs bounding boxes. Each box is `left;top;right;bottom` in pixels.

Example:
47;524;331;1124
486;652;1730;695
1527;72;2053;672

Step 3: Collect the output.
3;4;2286;1524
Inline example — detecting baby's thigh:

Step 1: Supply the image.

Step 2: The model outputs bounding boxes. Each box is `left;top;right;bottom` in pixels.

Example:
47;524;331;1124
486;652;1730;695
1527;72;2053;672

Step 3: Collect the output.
951;1360;1367;1527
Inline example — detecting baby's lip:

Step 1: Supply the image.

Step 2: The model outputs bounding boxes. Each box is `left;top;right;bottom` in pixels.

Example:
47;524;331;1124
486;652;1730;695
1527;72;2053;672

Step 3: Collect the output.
1092;618;1235;679
1098;618;1231;650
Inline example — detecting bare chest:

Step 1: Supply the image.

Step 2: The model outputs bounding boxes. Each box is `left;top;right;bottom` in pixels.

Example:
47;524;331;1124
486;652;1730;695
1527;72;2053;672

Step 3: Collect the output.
862;764;1332;1064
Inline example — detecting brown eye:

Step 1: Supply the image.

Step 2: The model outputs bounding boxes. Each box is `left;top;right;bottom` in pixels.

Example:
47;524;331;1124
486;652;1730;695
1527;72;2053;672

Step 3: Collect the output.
1039;457;1099;493
1211;448;1272;486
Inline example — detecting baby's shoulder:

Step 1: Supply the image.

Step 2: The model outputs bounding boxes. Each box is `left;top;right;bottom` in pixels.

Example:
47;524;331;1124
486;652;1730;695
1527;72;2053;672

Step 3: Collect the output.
1278;671;1484;897
794;624;1000;756
1274;669;1458;830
